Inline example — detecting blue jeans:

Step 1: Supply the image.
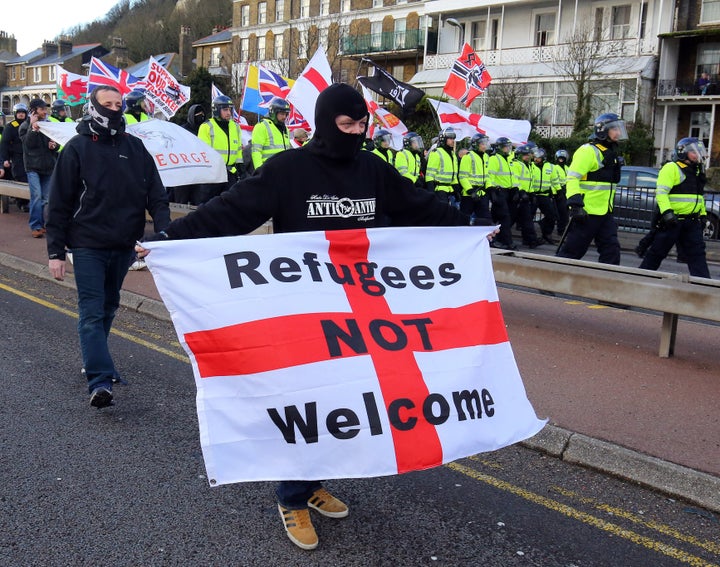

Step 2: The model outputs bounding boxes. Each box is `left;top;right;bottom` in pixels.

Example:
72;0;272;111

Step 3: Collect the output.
71;248;135;393
276;480;322;509
27;171;50;231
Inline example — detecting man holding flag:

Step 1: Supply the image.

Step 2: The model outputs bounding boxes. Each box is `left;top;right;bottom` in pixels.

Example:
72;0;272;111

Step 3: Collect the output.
136;83;496;551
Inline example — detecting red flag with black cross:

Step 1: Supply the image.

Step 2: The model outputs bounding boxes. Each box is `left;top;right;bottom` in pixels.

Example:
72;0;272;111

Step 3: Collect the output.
443;43;492;107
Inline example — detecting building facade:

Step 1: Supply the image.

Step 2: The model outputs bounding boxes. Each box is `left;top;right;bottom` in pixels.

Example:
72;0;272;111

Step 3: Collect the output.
413;0;672;139
656;0;720;166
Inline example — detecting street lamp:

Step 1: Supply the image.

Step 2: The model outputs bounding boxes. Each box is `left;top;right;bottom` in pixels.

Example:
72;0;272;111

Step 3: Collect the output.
445;17;465;52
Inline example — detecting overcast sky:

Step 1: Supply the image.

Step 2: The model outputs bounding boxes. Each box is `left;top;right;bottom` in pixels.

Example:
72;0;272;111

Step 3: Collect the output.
13;0;120;55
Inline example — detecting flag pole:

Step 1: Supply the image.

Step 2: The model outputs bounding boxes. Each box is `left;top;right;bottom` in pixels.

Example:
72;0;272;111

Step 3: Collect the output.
428;97;442;132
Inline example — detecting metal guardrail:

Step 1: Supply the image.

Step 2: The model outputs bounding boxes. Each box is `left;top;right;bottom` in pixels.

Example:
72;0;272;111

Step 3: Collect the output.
492;251;720;358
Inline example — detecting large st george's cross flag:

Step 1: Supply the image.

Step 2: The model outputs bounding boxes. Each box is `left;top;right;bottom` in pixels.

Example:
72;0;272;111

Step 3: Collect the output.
144;227;546;485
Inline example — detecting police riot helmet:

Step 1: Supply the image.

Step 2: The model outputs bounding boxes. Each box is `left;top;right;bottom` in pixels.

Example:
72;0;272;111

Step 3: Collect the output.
533;147;547;161
494;136;512;154
267;97;290;121
403;131;424;151
373;128;392;147
592;113;628;141
212;95;234;118
555;149;569;162
515;143;534;157
13;103;28;119
675;137;707;162
438;127;456;144
124;89;146;113
470;133;490;152
51;99;67;117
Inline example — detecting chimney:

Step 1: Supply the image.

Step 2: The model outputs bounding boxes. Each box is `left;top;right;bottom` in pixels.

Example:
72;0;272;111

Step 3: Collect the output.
58;38;73;56
110;37;128;68
0;30;18;55
179;25;193;78
42;41;58;58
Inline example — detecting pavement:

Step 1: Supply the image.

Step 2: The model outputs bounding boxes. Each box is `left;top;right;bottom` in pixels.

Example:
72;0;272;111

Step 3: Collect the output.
1;207;719;515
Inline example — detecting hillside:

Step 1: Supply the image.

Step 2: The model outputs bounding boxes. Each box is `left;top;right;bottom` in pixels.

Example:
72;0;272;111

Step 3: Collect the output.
67;0;232;62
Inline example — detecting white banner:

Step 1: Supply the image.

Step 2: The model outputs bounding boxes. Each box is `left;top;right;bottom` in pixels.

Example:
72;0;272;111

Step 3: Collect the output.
39;120;227;186
144;227;546;486
143;56;191;119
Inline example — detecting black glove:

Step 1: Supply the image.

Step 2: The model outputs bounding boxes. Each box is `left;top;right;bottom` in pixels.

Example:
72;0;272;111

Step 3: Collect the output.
426;181;436;193
660;210;678;228
569;204;587;223
452;184;462;201
518;190;530;203
143;230;170;243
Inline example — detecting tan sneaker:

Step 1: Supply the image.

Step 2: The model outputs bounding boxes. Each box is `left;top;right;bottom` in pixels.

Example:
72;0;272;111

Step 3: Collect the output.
307;488;349;518
278;505;318;550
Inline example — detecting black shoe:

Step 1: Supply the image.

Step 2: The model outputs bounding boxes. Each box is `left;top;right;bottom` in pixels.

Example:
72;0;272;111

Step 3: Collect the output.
90;386;114;408
542;235;556;245
634;245;647;258
527;240;542;249
490;242;517;251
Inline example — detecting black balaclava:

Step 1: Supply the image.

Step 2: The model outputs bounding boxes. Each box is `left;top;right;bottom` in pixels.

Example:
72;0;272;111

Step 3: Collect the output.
307;83;368;161
85;88;125;136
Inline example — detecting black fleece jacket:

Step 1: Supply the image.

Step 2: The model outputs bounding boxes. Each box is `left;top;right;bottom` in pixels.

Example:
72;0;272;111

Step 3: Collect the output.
46;119;171;260
166;142;470;240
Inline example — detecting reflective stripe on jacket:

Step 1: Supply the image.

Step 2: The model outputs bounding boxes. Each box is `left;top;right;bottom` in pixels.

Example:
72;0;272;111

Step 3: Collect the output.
198;118;243;168
425;147;458;192
487;154;514;188
395;149;421;183
566;143;619;215
656;161;707;216
251;119;290;170
458;150;488;195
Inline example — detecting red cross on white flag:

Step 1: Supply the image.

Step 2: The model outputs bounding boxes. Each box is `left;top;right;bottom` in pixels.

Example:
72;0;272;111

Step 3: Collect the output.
144;227;546;485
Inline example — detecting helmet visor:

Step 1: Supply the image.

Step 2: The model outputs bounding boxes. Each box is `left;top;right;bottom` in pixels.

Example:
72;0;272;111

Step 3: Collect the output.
605;119;628;141
376;133;392;145
410;135;424;151
685;141;708;161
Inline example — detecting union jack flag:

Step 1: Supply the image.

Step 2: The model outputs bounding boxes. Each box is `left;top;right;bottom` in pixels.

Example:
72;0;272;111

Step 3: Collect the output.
257;65;291;106
211;83;243;124
87;57;144;97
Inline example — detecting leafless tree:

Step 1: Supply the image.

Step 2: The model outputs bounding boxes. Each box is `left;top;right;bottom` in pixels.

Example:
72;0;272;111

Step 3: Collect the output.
483;76;540;124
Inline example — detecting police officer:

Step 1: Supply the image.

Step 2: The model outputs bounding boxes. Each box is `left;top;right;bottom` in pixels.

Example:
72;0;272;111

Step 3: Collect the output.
557;113;627;264
458;133;491;223
486;136;516;249
425;127;459;206
553;149;570;236
510;143;540;247
0;103;29;184
371;128;394;165
198;95;244;199
395;131;424;186
531;147;558;244
123;90;150;124
49;99;70;122
639;137;711;278
251;96;291;171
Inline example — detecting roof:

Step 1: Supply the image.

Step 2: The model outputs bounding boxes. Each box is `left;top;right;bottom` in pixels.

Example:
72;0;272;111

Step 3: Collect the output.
127;53;181;79
410;55;657;88
192;29;232;47
6;47;44;65
27;43;105;67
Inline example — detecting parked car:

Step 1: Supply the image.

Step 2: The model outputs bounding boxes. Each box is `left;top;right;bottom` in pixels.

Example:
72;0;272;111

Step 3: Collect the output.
613;166;720;240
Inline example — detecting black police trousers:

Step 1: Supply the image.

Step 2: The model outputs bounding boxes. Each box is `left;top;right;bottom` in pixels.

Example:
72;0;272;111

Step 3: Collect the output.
556;213;621;265
639;218;710;278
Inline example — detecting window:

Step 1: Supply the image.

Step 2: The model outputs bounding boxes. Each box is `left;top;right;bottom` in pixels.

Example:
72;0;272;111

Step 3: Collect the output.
690;112;711;150
241;5;250;27
300;0;310;18
373;0;383;7
319;27;329;49
341;0;351;12
20;66;25;80
371;21;382;49
240;38;249;61
392;65;404;81
10;66;15;80
274;33;284;58
697;43;720;80
49;65;56;82
33;67;41;83
210;47;222;67
320;0;329;16
594;7;604;41
611;5;631;39
471;20;486;51
534;12;555;46
639;2;647;39
258;2;267;24
257;36;266;60
489;19;499;50
394;18;406;49
275;0;284;21
701;0;720;24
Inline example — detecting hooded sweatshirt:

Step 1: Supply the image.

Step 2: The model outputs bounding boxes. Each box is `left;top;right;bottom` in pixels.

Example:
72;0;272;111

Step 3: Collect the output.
165;83;470;239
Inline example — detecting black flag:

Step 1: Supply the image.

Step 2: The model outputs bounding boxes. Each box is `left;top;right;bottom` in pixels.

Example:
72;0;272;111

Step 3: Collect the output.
357;59;425;115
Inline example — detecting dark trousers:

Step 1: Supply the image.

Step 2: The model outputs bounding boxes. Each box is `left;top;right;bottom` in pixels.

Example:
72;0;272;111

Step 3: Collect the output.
460;194;491;222
557;213;621;265
490;190;514;246
639;218;710;278
554;188;568;235
276;480;322;509
515;195;538;245
535;194;557;238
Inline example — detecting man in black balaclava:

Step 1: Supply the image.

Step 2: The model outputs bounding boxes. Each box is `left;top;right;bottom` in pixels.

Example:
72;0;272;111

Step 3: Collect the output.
183;104;206;136
136;82;493;551
46;85;171;410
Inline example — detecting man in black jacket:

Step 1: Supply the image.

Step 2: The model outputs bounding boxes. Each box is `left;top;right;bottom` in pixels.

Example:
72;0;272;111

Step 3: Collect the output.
20;99;58;237
137;83;492;551
46;86;171;409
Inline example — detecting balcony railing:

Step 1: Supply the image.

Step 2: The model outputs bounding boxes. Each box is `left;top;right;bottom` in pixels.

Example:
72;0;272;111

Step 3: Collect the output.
657;79;720;98
341;29;424;56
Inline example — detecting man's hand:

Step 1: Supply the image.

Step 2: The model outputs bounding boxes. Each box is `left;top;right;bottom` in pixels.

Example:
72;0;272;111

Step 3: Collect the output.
569;204;587;223
49;259;66;281
660;210;678;228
